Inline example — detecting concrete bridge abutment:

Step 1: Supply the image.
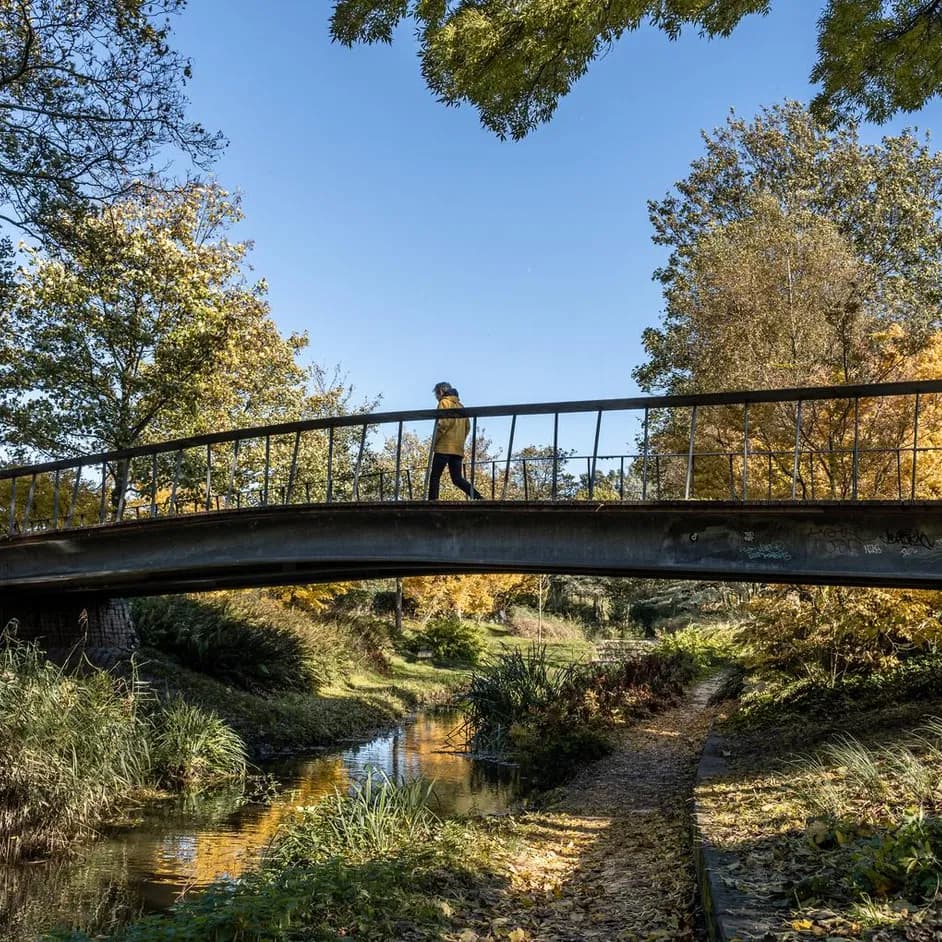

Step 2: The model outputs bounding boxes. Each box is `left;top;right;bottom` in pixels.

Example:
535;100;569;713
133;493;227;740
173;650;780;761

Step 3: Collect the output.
0;596;138;668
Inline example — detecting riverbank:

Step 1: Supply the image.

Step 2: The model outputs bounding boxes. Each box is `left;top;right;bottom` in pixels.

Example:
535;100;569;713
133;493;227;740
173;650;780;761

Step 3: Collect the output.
51;660;720;942
695;661;942;941
441;674;725;941
136;645;465;759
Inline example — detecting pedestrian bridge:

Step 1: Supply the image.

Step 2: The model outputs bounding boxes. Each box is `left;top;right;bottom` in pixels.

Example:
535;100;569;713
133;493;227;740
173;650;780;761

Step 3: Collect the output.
3;380;942;598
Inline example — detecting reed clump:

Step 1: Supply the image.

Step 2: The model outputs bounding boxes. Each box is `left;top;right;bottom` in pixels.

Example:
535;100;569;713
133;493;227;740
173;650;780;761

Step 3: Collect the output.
0;633;150;861
0;631;247;862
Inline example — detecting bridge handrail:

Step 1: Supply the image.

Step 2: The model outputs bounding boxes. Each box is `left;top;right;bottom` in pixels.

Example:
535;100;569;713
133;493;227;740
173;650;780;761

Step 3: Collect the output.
4;378;942;479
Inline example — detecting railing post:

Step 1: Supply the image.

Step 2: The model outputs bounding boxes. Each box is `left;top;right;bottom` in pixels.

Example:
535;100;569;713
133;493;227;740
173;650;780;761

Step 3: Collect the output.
7;476;15;535
852;397;860;501
619;456;625;501
99;462;107;523
424;419;437;500
24;473;36;529
590;410;602;500
67;466;82;527
226;439;240;507
522;458;529;501
151;452;159;517
641;407;649;501
791;400;803;500
684;406;697;500
286;431;300;503
353;425;367;501
116;460;128;521
911;391;921;501
263;435;271;506
405;468;413;499
205;445;212;512
52;469;60;529
170;450;182;514
501;415;516;500
394;421;403;501
469;416;477;501
552;412;559;501
742;403;749;501
326;427;335;503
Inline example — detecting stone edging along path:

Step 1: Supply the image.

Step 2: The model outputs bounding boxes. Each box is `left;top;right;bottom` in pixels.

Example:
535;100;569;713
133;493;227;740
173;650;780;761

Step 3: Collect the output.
692;729;758;942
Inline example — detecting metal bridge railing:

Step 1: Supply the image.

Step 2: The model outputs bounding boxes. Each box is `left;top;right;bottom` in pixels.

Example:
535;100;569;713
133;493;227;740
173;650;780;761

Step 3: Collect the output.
2;379;942;537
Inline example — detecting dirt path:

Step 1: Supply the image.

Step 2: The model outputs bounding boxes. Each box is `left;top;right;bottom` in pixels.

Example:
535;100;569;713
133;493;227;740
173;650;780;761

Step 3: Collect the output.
451;677;725;942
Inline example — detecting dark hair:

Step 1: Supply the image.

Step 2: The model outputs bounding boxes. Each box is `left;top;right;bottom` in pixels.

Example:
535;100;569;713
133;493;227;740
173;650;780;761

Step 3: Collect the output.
433;381;454;397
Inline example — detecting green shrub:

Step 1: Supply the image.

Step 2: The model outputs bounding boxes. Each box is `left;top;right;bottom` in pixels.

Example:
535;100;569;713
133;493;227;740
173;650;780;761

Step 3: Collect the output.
657;624;740;673
737;653;942;727
0;634;150;861
851;813;942;901
149;699;247;789
132;592;339;693
402;616;484;666
461;645;695;785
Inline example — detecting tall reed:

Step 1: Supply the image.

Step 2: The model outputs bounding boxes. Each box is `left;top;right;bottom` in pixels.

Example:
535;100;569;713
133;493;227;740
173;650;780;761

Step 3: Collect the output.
460;644;576;754
0;634;150;861
270;771;440;865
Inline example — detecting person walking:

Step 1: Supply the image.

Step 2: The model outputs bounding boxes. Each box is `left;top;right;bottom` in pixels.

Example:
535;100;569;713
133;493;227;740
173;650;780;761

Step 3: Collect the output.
428;382;484;500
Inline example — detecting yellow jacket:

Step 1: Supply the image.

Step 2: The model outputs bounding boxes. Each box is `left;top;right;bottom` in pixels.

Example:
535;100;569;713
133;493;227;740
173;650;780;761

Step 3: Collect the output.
434;394;470;455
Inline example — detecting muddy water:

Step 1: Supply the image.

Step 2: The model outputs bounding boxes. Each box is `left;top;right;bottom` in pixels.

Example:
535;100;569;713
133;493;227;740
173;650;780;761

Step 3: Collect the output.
0;710;517;940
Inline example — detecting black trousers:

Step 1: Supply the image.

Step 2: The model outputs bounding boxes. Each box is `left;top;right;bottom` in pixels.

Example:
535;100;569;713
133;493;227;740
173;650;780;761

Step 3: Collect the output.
428;453;483;500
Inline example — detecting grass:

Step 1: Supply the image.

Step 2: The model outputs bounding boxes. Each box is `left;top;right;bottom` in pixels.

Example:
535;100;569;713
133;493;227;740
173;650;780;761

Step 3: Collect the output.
149;699;247;788
698;653;942;938
0;633;251;863
134;645;464;758
269;772;441;864
54;778;514;942
0;635;152;862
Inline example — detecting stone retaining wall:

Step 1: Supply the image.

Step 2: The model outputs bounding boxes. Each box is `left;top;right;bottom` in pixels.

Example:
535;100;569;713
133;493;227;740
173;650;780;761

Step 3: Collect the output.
0;596;138;666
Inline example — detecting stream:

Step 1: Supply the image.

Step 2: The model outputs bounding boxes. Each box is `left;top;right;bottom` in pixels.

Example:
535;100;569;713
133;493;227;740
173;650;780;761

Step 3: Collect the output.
0;710;517;941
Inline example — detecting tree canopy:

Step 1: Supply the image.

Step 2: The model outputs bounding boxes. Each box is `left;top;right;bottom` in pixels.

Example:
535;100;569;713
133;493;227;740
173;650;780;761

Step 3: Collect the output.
637;101;942;396
330;1;942;139
1;183;310;460
0;0;219;233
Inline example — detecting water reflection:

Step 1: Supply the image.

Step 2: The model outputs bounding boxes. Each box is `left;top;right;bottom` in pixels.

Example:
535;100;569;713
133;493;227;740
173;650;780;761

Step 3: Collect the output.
0;711;516;940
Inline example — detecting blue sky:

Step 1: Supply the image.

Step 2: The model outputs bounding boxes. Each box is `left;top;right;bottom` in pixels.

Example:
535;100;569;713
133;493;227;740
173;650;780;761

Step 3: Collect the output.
170;2;942;418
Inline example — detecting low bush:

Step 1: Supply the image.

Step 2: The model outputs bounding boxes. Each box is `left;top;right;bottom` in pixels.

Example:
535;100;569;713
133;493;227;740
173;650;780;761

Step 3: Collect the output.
740;586;942;683
851;812;942;901
461;645;574;754
149;699;247;789
402;617;484;666
132;592;342;693
657;623;741;673
736;653;942;727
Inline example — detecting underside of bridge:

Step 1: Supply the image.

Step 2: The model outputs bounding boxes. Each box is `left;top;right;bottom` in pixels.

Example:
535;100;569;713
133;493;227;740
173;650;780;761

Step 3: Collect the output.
0;502;940;601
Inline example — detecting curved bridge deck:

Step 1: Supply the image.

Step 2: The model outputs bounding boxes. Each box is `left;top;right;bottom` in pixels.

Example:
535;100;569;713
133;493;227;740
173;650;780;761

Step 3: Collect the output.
3;501;940;598
3;379;942;598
